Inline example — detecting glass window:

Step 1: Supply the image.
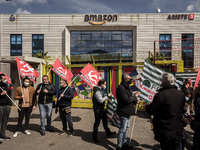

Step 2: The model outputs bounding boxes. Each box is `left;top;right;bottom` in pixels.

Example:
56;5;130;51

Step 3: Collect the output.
10;34;22;56
159;34;171;59
182;34;194;68
70;31;133;55
32;34;44;56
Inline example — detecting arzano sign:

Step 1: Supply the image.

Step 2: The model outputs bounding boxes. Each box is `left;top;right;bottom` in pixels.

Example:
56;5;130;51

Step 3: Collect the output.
167;14;194;20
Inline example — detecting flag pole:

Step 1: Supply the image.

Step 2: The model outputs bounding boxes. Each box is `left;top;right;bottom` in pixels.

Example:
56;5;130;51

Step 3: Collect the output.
18;74;25;105
129;103;139;145
47;69;51;76
0;87;21;111
57;75;78;101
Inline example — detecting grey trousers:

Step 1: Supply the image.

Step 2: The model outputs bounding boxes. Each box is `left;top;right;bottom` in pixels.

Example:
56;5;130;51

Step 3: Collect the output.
0;105;11;136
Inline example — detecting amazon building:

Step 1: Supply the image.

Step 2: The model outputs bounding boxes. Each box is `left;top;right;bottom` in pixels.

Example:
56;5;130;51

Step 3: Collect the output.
0;13;199;98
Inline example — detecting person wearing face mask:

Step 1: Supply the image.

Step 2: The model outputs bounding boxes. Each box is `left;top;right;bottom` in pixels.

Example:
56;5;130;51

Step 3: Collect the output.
0;74;12;143
13;76;36;137
55;79;74;136
92;79;116;143
116;73;140;150
35;75;56;136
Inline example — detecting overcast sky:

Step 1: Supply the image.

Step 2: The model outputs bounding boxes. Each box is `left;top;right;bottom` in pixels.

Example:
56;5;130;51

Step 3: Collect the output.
0;0;199;14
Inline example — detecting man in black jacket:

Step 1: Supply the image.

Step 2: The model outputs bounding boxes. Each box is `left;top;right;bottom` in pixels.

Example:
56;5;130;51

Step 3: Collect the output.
0;74;12;143
56;79;74;136
92;79;116;143
116;73;140;150
35;75;56;136
145;73;185;150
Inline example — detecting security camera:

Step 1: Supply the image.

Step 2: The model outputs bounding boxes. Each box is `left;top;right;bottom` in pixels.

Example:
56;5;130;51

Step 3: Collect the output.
156;8;161;13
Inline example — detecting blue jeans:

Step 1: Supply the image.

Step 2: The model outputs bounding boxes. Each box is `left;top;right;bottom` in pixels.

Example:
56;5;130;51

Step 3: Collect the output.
117;116;130;148
59;107;73;131
38;103;52;130
160;142;182;150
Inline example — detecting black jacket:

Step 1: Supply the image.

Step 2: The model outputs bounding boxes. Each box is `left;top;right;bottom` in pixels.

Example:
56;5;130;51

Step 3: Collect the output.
57;86;73;107
35;83;56;104
145;85;185;144
116;81;137;117
92;86;106;110
190;109;200;150
0;82;11;106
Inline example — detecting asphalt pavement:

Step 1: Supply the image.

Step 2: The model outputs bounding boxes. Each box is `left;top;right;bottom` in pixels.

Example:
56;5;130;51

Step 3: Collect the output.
0;107;171;150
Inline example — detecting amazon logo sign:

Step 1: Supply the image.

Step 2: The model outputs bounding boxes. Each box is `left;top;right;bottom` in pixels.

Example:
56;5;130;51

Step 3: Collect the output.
84;14;117;25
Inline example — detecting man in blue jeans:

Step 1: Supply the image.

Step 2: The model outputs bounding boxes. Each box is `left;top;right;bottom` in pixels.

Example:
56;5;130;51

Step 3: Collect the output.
35;75;56;136
116;73;140;150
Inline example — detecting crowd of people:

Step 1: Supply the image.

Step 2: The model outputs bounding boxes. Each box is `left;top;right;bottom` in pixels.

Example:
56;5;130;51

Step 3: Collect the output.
0;72;200;150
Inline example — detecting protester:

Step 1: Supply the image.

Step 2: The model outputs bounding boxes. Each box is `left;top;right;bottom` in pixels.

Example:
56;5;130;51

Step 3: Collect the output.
0;74;11;144
116;73;140;150
13;76;36;137
146;73;185;150
56;79;74;136
92;79;116;143
181;78;195;115
193;81;200;114
35;75;56;136
190;95;200;150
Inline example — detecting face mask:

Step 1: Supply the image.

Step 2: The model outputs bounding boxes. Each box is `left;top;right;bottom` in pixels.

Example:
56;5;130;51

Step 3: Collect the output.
103;85;106;89
24;82;29;86
127;80;132;85
3;79;7;84
60;84;63;87
185;96;189;101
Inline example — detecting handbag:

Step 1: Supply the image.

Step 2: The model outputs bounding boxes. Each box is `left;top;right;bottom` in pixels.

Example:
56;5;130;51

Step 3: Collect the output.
62;106;71;113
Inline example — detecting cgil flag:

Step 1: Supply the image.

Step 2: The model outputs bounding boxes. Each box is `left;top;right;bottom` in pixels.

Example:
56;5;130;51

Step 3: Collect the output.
16;57;39;83
51;58;73;83
106;95;120;128
78;63;101;89
140;59;183;103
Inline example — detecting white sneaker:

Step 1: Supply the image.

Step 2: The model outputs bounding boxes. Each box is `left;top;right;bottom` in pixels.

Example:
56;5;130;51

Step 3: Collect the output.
13;131;20;137
24;130;31;135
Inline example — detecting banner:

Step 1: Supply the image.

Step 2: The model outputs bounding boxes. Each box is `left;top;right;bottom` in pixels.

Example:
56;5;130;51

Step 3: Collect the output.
0;72;13;90
194;67;200;88
51;58;73;83
78;63;101;89
106;95;120;128
140;60;183;103
16;57;39;83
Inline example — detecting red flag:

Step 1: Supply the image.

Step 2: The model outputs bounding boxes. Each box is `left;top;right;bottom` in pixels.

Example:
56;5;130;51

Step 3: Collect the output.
16;57;39;83
194;67;200;88
51;58;73;83
0;72;13;90
78;63;101;89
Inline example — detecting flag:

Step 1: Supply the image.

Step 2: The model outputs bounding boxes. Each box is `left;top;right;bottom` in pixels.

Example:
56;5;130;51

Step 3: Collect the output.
194;67;200;88
16;57;39;83
78;63;101;89
51;58;73;83
140;59;183;103
175;72;197;85
106;95;120;128
129;69;140;92
72;87;79;98
0;72;13;90
73;76;90;97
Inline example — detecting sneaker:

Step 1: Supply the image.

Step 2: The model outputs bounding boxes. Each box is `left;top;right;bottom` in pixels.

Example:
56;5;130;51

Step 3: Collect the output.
41;130;45;136
0;135;11;140
93;137;99;143
24;130;31;135
68;131;74;136
46;128;54;132
122;143;133;150
13;131;20;138
59;130;67;135
106;131;116;137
